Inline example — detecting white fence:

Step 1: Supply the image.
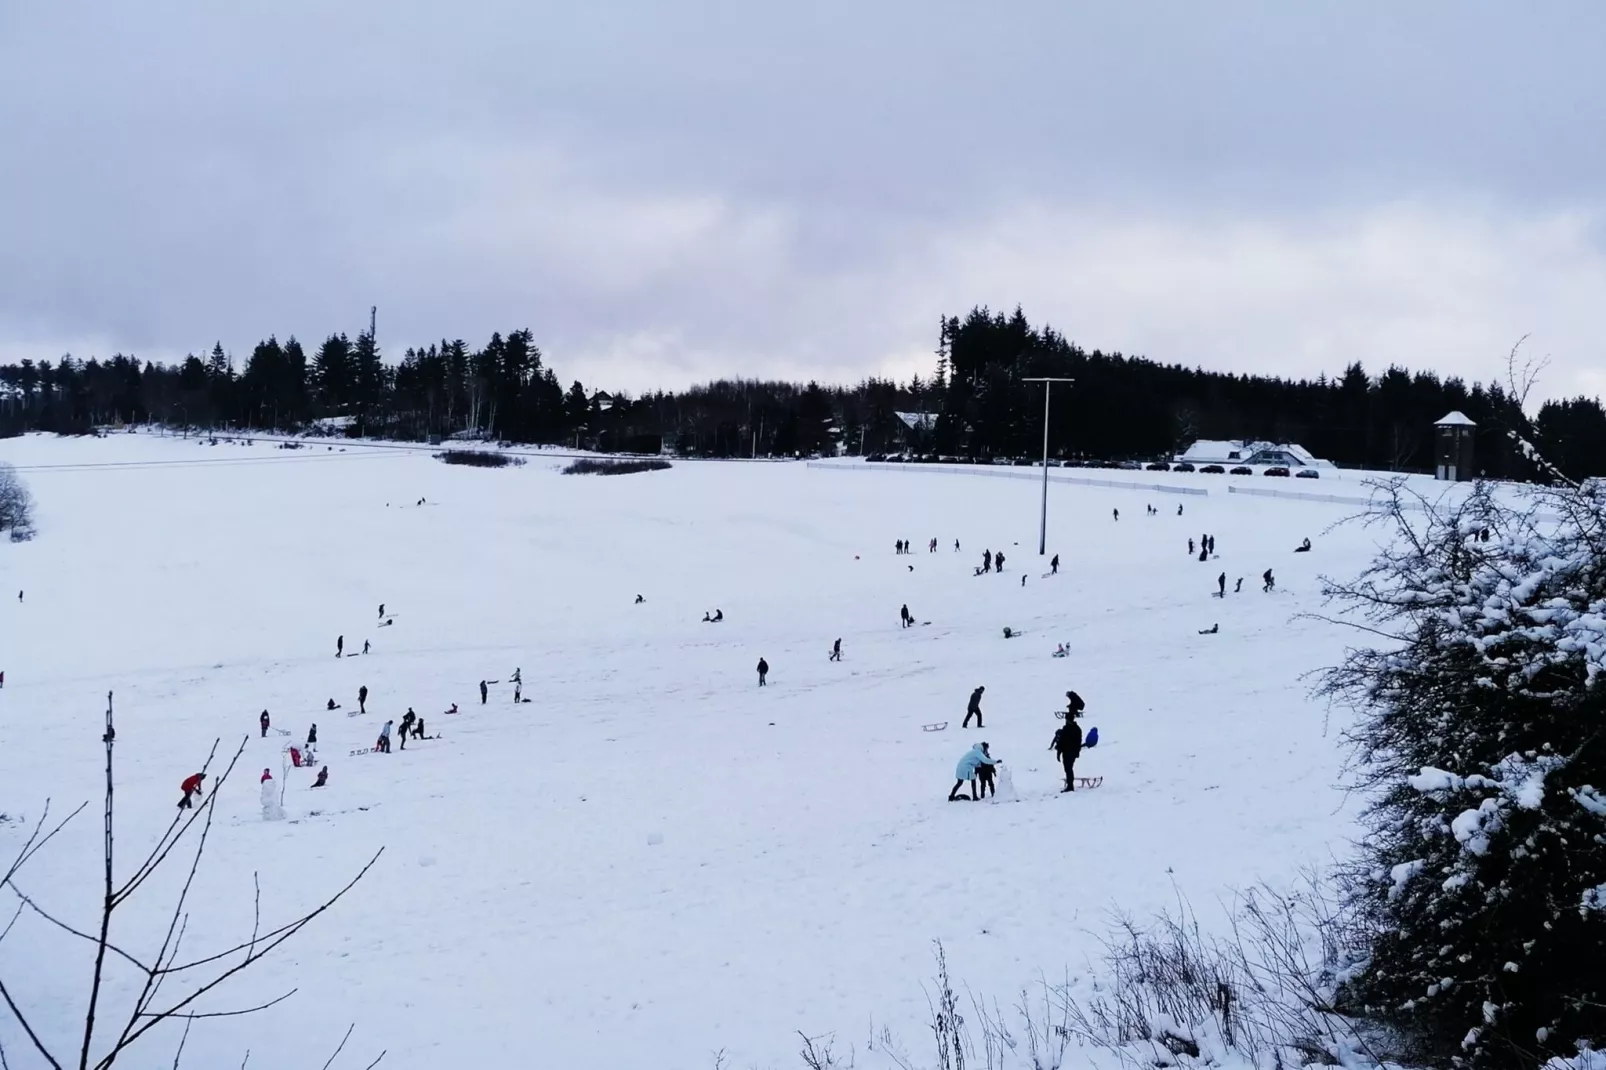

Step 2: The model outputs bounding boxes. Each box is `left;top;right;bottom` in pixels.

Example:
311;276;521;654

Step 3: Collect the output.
1226;484;1379;508
806;461;1210;496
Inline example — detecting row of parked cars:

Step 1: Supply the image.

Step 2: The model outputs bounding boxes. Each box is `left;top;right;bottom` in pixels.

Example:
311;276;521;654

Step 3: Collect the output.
1144;461;1320;479
862;453;1321;478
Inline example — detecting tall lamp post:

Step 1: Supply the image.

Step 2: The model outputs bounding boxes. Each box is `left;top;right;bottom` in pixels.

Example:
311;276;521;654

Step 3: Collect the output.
1022;377;1074;555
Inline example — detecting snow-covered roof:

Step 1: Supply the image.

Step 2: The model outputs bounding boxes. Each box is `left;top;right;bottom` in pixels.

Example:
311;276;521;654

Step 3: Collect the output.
1178;440;1272;463
1178;439;1333;467
895;411;936;431
1436;410;1477;427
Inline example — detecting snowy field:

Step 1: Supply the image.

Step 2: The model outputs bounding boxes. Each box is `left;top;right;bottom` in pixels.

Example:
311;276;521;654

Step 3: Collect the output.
0;431;1416;1068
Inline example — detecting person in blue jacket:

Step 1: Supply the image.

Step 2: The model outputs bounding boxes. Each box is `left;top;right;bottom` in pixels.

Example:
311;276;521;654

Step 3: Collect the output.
948;742;995;801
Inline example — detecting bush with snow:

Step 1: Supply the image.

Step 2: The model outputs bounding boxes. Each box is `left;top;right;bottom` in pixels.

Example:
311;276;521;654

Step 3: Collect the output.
0;461;34;540
1320;479;1606;1067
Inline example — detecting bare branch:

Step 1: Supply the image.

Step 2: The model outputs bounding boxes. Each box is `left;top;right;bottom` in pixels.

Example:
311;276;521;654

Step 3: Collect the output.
4;885;152;973
1;800;89;889
141;990;296;1020
0;974;64;1070
170;1018;191;1070
320;1024;355;1070
360;1053;386;1070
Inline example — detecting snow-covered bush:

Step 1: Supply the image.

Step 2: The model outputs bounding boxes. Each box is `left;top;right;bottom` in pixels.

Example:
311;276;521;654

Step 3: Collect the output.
0;461;34;540
1320;479;1606;1067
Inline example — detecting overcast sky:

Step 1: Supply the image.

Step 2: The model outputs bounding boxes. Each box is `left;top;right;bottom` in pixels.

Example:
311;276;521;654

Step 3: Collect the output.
2;2;1602;402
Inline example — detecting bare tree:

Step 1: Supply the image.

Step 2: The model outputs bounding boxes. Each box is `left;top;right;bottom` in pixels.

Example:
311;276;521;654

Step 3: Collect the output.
0;692;383;1068
1504;334;1550;415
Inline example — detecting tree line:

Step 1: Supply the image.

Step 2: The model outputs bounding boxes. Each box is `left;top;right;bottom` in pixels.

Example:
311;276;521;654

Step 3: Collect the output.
2;307;1603;480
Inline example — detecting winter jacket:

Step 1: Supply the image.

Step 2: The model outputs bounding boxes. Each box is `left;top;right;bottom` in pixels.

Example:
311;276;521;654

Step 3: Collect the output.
1052;723;1083;760
181;774;204;794
967;688;984;713
380;721;393;738
757;659;769;675
955;745;995;780
259;712;270;728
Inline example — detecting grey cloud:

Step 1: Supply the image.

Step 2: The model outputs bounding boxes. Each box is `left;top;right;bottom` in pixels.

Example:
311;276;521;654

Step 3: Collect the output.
2;1;1603;400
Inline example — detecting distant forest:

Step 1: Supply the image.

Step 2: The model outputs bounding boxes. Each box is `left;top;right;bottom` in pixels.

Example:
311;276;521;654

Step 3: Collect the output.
2;306;1604;480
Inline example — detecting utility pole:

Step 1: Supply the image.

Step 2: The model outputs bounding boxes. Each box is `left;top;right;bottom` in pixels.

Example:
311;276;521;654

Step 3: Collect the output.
370;305;377;340
1022;377;1074;555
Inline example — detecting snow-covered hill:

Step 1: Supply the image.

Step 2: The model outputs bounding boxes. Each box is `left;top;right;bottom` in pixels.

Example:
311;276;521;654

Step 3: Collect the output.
0;431;1392;1068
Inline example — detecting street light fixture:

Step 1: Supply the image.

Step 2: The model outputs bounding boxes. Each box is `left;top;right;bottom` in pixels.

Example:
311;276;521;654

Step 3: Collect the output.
1022;377;1074;555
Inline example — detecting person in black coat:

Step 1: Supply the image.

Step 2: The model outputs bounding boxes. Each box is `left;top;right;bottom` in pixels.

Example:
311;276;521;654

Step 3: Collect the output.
1050;553;1059;575
1052;717;1084;792
964;686;985;728
757;657;769;686
830;638;842;662
359;684;368;714
479;679;488;704
259;709;270;737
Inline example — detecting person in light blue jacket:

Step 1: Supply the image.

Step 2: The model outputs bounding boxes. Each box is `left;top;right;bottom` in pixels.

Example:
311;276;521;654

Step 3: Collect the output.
948;742;994;801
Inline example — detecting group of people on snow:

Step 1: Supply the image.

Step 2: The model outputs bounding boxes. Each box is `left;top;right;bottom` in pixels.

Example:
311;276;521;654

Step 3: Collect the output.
947;688;1091;801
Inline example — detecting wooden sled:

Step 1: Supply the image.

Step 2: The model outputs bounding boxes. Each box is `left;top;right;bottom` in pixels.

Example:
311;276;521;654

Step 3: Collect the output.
1074;776;1104;789
346;709;364;717
348;747;372;756
922;721;948;732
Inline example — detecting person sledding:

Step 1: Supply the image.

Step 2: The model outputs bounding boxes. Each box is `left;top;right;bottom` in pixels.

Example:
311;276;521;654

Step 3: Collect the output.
178;772;206;809
1294;537;1312;553
1051;716;1084;792
326;698;339;711
312;766;328;788
948;742;995;801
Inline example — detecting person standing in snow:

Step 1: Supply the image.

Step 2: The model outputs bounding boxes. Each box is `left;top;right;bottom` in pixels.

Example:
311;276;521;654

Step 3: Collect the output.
512;668;522;704
358;685;368;714
756;657;769;686
1217;572;1226;598
1235;577;1244;593
399;709;416;748
178;772;205;809
1177;503;1184;516
1263;568;1275;592
954;539;960;552
830;638;842;662
479;679;488;705
900;604;912;629
336;635;344;658
1051;553;1059;575
963;686;985;728
994;550;1005;573
362;639;370;654
1188;537;1195;555
975;748;999;798
259;710;270;737
307;723;318;747
929;537;937;553
948;742;995;801
983;549;992;573
1113;508;1119;521
378;603;385;619
1051;716;1084;792
377;719;394;753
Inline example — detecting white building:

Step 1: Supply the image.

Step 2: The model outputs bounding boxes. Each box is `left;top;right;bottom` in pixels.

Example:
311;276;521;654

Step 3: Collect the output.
1175;439;1332;468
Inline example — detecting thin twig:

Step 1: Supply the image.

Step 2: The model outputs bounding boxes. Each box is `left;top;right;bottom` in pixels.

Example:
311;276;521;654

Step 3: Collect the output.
170;1018;192;1069
141;990;296;1020
0;973;64;1070
4;886;152;973
320;1024;355;1070
360;1052;386;1070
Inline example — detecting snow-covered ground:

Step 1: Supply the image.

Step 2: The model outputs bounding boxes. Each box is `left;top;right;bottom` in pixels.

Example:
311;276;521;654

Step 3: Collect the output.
0;431;1405;1068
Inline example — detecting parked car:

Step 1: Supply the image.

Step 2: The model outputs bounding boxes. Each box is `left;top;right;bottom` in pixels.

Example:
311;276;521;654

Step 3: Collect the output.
1295;468;1320;479
1200;464;1225;474
865;452;886;462
1145;462;1170;471
1230;466;1253;475
1263;466;1291;477
1171;462;1196;472
1118;461;1142;470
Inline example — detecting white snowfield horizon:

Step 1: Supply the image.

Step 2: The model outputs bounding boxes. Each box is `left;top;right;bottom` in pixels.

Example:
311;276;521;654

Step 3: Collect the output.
0;431;1432;1067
